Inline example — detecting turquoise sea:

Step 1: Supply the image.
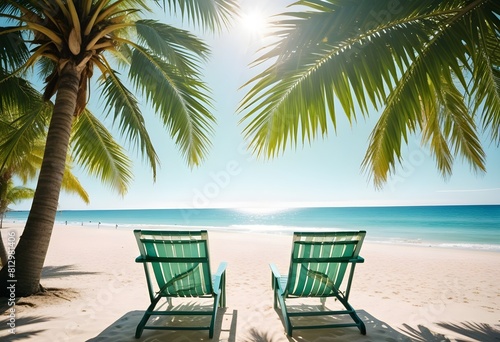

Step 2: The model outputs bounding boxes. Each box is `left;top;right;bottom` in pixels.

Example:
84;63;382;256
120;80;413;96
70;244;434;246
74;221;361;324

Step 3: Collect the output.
5;205;500;251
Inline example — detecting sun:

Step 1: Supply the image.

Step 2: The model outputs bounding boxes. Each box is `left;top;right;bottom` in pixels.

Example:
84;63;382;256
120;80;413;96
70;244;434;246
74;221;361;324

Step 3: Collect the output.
240;9;269;39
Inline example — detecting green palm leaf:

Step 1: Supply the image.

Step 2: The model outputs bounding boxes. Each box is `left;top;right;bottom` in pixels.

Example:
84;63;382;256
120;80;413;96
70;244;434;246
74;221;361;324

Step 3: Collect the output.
128;45;215;166
0;70;44;120
135;19;209;74
0;29;30;71
240;0;500;186
71;109;133;196
6;186;35;204
98;66;159;178
0;96;50;171
158;0;239;32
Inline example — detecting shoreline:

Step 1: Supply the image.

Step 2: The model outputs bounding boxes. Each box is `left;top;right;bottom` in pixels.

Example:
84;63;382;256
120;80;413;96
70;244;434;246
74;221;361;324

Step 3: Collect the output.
1;223;499;341
3;219;500;253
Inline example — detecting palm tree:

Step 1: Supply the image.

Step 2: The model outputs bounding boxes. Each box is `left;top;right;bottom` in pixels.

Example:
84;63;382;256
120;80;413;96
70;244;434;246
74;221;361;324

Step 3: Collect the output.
0;0;238;297
0;77;131;271
0;67;130;270
239;0;500;187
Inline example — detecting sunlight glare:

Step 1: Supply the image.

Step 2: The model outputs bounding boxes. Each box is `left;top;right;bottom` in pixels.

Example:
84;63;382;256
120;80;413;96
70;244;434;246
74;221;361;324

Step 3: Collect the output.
240;9;269;38
236;206;291;215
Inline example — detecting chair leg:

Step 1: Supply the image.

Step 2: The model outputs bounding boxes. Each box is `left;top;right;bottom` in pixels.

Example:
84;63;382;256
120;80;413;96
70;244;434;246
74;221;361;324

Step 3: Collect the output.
135;312;149;338
282;303;292;336
135;295;162;338
275;293;292;336
348;310;366;335
272;278;279;309
320;297;326;308
210;271;226;339
358;320;366;335
209;295;219;338
337;295;366;335
220;271;226;307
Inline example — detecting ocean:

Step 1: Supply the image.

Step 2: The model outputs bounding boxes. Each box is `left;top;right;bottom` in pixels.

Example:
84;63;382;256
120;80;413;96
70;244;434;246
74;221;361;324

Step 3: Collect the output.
4;205;500;251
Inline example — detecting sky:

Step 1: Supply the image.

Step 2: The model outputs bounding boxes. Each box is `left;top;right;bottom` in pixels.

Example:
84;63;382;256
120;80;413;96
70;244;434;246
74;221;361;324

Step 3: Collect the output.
10;0;500;211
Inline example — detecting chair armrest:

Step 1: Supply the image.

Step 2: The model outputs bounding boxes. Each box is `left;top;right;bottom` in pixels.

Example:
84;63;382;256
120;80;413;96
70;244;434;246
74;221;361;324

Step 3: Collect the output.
135;256;145;263
135;256;206;263
270;263;286;291
350;256;364;263
269;263;281;279
212;262;228;292
214;262;228;277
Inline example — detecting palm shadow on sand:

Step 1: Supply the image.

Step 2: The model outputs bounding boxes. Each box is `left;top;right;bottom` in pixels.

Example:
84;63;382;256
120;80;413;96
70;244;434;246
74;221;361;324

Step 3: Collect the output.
394;321;500;342
437;321;500;341
41;264;101;278
0;315;50;341
264;308;500;342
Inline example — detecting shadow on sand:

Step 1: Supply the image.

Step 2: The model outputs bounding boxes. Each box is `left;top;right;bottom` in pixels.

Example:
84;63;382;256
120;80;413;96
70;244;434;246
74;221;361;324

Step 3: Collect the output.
437;321;500;341
7;300;496;342
398;321;500;342
0;264;99;340
41;264;101;278
244;309;500;342
87;307;237;342
0;314;51;341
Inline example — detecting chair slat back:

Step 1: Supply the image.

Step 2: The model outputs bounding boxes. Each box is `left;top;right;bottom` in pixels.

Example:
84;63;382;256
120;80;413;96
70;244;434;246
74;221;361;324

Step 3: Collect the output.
135;230;213;297
287;231;365;297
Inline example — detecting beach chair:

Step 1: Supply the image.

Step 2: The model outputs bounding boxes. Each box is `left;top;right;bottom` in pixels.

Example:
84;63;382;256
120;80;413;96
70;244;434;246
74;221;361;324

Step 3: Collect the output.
270;231;366;336
134;230;227;338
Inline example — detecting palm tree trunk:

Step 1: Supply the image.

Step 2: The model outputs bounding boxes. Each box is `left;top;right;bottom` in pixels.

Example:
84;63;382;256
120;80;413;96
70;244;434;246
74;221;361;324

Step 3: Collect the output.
0;235;7;267
0;62;81;297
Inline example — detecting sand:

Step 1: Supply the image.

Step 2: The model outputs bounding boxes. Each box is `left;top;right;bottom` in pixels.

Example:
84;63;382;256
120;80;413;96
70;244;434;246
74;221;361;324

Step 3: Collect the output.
1;223;499;341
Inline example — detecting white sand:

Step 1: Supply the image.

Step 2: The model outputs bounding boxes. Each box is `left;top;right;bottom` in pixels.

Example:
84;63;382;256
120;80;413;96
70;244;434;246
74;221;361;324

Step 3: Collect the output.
1;223;499;341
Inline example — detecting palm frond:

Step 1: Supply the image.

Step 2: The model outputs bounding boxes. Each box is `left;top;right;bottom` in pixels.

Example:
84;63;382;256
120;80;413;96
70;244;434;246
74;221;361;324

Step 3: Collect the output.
0;71;42;116
9;136;90;203
0;29;30;71
426;73;485;177
97;64;159;179
128;46;215;166
0;96;50;172
157;0;239;32
362;0;495;186
7;186;35;204
12;139;43;183
468;3;500;143
134;19;209;74
240;0;500;186
239;2;439;157
61;164;90;204
71;107;133;196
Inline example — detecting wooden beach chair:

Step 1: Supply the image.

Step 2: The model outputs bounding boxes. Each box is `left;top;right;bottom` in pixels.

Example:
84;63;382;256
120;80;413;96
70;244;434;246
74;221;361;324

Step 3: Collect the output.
134;230;227;338
270;231;366;336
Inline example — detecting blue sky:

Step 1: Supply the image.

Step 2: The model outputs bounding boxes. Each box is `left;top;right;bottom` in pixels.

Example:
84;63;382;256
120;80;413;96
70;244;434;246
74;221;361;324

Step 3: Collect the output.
11;0;500;210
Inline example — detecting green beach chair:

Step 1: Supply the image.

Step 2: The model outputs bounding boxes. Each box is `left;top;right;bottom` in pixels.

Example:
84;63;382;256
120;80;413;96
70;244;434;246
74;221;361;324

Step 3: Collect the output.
134;230;227;338
270;230;366;337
